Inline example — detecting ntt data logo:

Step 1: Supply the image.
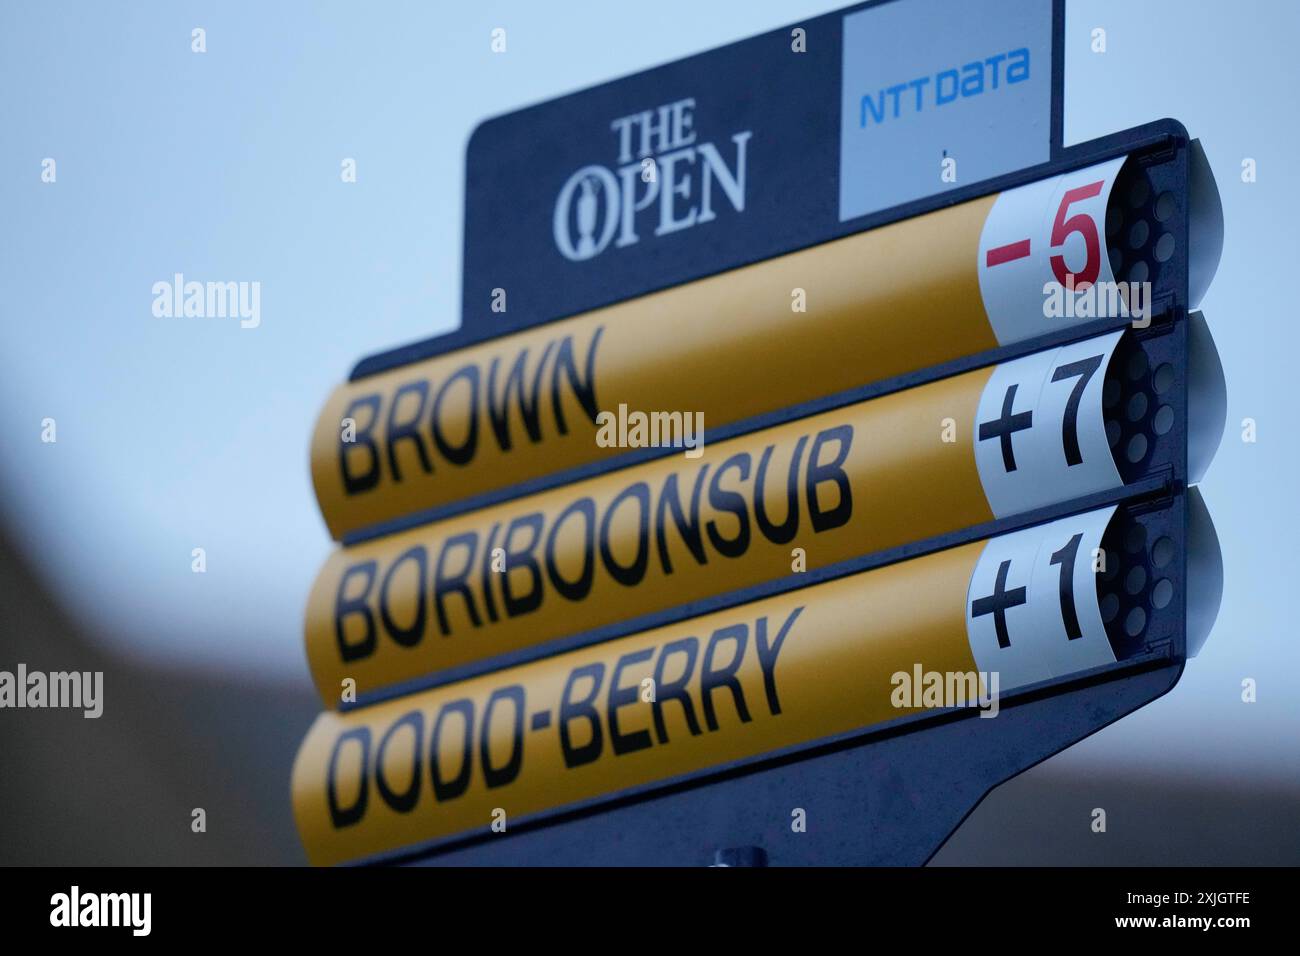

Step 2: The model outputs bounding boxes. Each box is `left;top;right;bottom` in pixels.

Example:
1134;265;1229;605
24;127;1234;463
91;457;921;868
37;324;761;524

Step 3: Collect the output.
857;47;1031;128
552;97;752;262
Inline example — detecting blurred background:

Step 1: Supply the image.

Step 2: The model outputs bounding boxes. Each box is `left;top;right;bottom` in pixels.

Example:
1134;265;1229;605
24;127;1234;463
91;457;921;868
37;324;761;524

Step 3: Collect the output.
1;0;1297;865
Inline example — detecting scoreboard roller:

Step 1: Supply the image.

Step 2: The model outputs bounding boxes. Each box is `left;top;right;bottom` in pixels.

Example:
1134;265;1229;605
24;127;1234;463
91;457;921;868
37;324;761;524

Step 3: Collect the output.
306;319;1224;708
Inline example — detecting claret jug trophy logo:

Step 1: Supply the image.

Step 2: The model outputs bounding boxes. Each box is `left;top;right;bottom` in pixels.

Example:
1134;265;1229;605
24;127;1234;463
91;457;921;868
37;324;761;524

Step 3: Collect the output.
553;96;753;262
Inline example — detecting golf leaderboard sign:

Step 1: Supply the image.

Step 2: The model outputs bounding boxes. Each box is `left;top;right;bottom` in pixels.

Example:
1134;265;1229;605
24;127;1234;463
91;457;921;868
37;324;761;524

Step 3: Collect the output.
293;0;1229;866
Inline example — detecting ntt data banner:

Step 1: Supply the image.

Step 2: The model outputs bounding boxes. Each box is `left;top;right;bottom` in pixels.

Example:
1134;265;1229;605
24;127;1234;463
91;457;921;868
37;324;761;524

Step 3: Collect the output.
453;0;1063;344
